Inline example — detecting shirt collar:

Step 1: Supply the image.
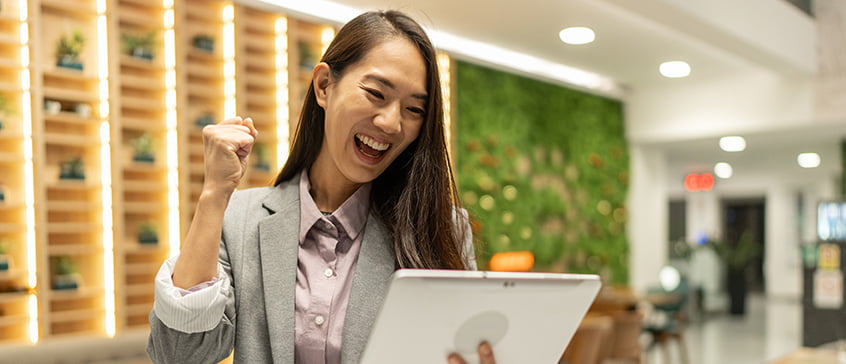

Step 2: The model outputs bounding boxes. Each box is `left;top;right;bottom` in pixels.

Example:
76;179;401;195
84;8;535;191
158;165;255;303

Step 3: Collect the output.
298;170;371;244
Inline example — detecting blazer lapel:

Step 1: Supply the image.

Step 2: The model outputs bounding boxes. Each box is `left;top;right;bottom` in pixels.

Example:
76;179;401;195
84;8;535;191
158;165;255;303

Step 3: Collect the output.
341;213;396;364
258;179;300;363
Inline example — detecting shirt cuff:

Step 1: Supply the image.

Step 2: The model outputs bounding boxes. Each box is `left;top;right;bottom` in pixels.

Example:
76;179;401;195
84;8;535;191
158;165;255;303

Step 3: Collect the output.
153;256;230;333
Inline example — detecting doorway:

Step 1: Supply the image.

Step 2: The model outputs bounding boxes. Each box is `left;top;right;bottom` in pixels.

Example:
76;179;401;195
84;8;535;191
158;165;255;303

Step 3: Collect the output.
722;198;766;293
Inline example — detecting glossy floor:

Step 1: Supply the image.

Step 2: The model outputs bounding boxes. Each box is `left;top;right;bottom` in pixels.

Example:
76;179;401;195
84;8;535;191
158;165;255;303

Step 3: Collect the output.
643;294;801;364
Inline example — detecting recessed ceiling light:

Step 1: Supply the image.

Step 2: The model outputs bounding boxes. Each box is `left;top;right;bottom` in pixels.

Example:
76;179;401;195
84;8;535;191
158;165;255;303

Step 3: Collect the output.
559;27;595;45
714;162;733;179
719;136;746;152
797;153;820;168
659;61;691;78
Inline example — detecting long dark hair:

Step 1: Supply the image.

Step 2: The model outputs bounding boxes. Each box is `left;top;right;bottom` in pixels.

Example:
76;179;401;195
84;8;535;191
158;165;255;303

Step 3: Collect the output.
274;11;468;270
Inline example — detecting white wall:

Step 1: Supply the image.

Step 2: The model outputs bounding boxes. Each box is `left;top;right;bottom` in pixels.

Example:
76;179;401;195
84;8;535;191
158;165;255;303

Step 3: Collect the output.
627;145;669;292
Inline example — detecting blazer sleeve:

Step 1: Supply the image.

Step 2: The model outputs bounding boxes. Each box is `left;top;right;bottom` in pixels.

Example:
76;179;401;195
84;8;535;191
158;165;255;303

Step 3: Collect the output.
146;197;243;364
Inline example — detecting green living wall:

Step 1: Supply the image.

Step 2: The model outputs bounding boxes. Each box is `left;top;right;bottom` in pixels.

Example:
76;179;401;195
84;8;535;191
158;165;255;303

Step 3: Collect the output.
455;61;629;284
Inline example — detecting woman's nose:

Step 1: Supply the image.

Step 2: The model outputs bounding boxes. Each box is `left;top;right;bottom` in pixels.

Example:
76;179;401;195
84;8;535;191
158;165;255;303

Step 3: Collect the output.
374;103;402;134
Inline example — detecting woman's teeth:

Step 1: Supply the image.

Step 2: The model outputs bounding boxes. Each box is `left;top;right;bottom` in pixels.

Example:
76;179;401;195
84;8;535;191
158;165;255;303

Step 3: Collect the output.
356;134;390;151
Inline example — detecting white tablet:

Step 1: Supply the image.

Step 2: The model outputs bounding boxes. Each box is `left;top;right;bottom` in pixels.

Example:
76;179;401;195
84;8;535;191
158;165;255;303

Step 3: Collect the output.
359;269;601;364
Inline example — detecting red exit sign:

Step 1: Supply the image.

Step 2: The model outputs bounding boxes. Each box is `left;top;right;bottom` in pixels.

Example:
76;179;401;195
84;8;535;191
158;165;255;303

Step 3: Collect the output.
684;173;714;192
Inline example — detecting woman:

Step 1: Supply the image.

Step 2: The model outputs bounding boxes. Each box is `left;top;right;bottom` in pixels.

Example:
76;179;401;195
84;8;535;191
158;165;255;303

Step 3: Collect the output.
147;10;494;364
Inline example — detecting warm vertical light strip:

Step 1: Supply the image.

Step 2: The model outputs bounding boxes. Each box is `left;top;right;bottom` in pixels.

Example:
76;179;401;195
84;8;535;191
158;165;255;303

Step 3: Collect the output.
163;1;180;258
436;52;452;153
96;2;116;337
275;17;289;169
19;0;37;344
320;26;334;56
222;4;236;118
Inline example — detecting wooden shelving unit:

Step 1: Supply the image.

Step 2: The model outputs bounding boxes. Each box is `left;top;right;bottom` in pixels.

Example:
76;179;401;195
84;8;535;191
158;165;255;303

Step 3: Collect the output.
176;0;227;233
108;0;170;331
0;0;29;343
0;0;364;349
31;0;105;337
235;5;278;188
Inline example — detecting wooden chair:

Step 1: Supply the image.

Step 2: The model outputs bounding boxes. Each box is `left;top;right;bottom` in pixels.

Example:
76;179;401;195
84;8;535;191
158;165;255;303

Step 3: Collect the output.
560;314;614;364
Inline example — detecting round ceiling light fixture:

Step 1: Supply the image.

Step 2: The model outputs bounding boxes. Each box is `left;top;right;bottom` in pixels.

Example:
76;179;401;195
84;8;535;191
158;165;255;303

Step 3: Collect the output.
719;136;746;152
559;27;595;45
797;153;820;168
714;162;733;179
659;61;691;78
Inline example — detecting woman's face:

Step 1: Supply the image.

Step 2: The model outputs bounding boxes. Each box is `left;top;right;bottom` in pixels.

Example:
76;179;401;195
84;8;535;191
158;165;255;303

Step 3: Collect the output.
313;37;428;187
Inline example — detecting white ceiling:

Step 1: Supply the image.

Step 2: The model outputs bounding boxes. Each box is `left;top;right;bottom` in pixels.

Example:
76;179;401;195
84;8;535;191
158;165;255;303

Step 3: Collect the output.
260;0;839;184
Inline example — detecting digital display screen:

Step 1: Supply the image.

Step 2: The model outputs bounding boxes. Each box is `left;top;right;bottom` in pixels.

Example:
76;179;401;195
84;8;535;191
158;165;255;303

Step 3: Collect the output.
818;202;846;241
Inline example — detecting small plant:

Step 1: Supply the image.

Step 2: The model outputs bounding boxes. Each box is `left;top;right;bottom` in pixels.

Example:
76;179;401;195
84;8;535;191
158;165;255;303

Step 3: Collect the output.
121;31;157;61
253;144;270;171
194;112;215;128
298;40;317;70
52;255;79;290
0;239;11;271
192;34;215;53
0;182;6;203
56;29;85;70
130;133;155;163
59;157;85;180
0;93;13;131
138;222;159;245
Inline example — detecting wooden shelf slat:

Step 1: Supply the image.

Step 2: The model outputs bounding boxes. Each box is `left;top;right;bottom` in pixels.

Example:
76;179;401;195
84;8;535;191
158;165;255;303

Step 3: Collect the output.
120;54;164;71
124;262;161;275
40;0;97;17
123;202;162;214
48;244;101;256
0;152;24;163
125;303;153;316
0;315;28;327
0;34;18;46
0;57;21;70
241;35;274;53
0;269;26;282
46;201;99;212
124;243;165;255
119;0;164;9
46;223;100;234
243;74;276;90
46;181;101;191
186;62;222;80
50;287;101;300
125;283;154;296
0;291;29;304
120;73;164;92
122;180;166;192
0;202;25;210
117;7;161;27
187;84;223;101
43;111;97;125
0;81;21;91
244;57;275;72
50;309;101;323
44;133;99;147
0;223;25;233
123;161;167;173
121;95;164;112
43;69;99;83
186;5;222;23
120;116;166;131
43;87;98;103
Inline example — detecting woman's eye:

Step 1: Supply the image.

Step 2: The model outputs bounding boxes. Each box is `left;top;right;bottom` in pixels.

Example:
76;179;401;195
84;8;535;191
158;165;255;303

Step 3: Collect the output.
366;89;384;100
407;107;425;116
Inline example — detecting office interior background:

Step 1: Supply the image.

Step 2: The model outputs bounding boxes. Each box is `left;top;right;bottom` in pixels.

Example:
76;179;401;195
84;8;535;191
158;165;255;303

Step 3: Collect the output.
0;0;842;363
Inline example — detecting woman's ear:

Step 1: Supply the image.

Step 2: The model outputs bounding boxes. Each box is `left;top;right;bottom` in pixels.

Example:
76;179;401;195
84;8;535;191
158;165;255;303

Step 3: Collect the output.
313;62;332;108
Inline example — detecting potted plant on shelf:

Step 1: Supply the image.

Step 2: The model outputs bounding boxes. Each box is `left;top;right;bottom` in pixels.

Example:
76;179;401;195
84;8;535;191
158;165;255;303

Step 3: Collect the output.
130;133;155;163
52;255;80;290
44;99;61;115
59;157;85;181
138;222;159;245
121;31;157;61
56;29;85;71
194;112;215;128
0;181;6;203
0;93;14;131
253;144;270;172
298;40;317;71
0;239;11;271
707;230;761;316
192;34;215;53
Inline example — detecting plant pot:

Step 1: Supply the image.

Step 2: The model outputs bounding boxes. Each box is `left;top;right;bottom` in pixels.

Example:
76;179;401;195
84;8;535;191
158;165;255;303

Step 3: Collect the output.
133;154;155;163
75;103;91;118
59;161;85;181
57;55;83;71
52;273;81;290
0;184;6;203
139;232;158;245
0;254;10;271
131;47;154;61
192;37;214;53
254;161;270;172
727;267;747;316
44;100;61;115
195;114;215;128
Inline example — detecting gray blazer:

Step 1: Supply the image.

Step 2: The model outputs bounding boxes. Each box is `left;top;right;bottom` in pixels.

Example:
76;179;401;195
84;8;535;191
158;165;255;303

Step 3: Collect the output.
147;176;396;364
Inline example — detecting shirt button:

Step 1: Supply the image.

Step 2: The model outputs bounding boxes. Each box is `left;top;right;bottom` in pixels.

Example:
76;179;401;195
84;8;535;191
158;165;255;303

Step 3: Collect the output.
324;268;334;278
315;315;325;326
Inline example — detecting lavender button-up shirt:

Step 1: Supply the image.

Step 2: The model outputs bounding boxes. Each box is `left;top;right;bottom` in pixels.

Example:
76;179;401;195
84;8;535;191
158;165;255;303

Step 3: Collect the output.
295;171;371;364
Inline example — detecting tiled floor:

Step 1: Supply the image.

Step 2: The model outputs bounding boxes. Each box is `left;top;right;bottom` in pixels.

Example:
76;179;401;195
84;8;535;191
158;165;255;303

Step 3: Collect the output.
643;294;802;364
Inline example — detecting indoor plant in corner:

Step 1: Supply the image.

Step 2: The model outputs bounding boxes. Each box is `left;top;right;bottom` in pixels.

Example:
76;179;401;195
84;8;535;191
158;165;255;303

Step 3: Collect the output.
707;230;761;316
56;29;85;71
52;255;80;290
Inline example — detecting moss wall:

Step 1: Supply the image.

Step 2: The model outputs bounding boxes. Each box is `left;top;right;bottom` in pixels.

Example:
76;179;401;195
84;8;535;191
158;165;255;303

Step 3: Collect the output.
455;61;630;284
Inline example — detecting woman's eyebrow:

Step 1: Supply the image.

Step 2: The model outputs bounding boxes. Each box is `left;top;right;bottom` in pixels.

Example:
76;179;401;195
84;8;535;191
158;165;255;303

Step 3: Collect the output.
363;74;428;101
